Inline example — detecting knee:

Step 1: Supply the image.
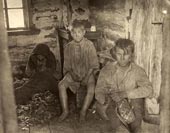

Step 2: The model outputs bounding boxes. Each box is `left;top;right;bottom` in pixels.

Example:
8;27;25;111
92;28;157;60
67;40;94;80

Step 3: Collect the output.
58;80;67;92
129;123;142;133
58;81;63;89
129;116;142;133
87;87;95;98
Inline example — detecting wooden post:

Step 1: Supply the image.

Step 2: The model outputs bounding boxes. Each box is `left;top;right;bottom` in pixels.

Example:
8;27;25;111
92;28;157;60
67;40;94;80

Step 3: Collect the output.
129;0;163;116
0;0;18;133
160;17;170;133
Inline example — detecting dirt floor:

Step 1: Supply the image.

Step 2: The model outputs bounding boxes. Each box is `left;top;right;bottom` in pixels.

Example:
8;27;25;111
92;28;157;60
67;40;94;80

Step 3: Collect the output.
18;110;159;133
17;93;159;133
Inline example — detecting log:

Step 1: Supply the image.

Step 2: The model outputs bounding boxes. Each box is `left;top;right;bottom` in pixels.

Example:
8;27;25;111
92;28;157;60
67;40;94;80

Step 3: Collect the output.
129;0;163;115
0;1;18;133
160;17;170;133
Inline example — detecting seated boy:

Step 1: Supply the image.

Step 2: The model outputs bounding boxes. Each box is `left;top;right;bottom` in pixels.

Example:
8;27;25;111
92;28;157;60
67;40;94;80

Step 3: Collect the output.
58;20;99;122
95;39;153;132
15;43;60;105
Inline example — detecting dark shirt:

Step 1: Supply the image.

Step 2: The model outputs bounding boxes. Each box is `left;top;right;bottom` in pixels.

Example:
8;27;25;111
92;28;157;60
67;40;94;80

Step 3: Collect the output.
26;44;56;77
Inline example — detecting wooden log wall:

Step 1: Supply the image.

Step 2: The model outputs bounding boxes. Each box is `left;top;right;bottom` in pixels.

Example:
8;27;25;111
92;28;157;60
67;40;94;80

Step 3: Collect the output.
160;16;170;133
0;0;18;132
126;0;170;131
126;0;163;114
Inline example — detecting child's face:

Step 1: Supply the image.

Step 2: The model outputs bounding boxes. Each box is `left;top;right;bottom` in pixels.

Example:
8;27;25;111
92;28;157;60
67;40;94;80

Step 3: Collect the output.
36;55;47;67
71;27;85;42
114;47;133;67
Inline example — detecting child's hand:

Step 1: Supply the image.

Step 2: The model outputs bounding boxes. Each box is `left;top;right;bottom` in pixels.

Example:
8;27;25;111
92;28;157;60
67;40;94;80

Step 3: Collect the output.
117;91;128;99
110;91;127;102
81;81;87;86
81;76;88;86
69;72;79;81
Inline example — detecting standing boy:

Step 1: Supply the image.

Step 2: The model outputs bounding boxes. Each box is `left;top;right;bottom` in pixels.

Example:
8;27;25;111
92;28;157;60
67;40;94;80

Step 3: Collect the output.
95;39;153;132
58;20;99;122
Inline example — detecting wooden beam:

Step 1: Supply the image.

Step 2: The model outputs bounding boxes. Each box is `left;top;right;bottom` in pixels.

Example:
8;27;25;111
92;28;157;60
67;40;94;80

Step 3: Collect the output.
129;0;163;116
151;0;163;23
160;17;170;133
0;0;18;132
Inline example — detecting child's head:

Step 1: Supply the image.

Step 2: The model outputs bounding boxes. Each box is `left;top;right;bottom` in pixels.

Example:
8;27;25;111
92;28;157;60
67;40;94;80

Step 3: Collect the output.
71;20;86;42
36;54;47;68
110;38;135;67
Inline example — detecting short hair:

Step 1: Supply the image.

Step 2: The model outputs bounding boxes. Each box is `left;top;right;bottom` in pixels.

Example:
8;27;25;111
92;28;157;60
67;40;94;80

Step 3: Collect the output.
72;20;85;30
111;39;135;54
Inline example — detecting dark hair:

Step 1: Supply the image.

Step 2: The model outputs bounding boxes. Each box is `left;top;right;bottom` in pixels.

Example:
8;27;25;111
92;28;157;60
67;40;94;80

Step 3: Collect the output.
110;38;135;59
111;38;134;54
72;20;85;29
116;38;134;53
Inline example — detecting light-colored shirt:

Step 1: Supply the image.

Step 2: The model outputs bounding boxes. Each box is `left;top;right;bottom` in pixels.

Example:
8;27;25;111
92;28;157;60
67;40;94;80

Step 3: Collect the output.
95;62;153;104
63;38;99;81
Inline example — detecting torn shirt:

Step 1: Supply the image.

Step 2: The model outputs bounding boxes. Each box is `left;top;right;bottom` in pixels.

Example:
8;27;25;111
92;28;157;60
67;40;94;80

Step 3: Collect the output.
95;62;153;104
63;38;99;81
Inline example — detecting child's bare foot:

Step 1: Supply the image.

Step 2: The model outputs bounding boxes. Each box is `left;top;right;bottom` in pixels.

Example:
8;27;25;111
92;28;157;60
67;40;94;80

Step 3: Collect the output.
58;111;69;122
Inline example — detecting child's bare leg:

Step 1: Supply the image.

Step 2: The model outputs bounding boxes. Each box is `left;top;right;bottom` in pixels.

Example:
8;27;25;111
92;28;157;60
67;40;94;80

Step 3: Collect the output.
96;101;109;121
58;81;69;121
80;75;95;122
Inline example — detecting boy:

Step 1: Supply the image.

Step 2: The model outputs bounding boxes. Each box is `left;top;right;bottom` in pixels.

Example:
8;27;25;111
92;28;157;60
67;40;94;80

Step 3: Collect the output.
58;20;99;122
15;44;60;104
95;39;153;132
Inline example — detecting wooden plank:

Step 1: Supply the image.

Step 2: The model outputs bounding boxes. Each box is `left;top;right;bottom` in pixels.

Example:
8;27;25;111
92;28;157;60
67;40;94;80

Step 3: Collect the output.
160;17;170;133
151;0;163;23
58;29;70;40
129;0;162;116
150;24;162;99
143;24;162;115
85;31;102;40
0;0;5;131
125;0;132;38
0;0;18;133
125;0;133;17
0;89;4;133
130;0;152;70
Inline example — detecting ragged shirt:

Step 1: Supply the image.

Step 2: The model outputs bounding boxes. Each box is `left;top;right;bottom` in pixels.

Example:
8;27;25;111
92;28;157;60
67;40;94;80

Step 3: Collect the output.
63;38;99;81
95;62;153;105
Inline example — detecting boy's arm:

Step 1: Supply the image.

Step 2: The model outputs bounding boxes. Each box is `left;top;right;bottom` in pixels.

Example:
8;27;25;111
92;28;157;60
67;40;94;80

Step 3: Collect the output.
63;45;71;75
95;63;116;105
82;43;99;84
127;68;153;99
